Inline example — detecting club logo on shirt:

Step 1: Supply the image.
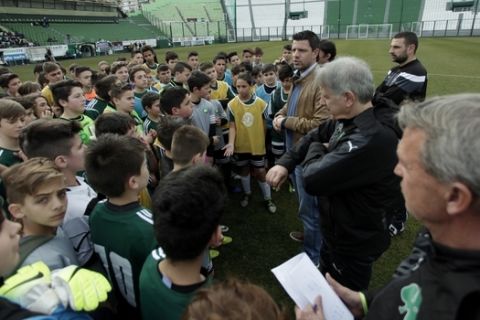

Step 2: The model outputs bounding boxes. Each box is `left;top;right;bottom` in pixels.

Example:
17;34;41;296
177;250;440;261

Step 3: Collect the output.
242;112;254;127
399;283;422;320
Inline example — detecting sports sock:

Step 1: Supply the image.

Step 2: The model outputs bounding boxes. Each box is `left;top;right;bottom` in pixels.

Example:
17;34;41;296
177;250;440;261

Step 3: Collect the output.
240;175;251;194
258;181;271;200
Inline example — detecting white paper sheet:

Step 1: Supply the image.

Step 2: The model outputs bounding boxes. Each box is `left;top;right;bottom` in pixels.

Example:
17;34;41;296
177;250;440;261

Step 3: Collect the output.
271;253;354;320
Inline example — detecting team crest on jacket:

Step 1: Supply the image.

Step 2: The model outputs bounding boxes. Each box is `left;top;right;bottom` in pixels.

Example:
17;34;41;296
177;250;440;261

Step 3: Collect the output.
242;112;254;127
399;283;422;320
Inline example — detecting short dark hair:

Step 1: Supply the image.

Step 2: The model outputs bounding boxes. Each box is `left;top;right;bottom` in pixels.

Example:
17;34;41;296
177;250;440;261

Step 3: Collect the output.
141;91;160;111
394;31;419;53
292;30;320;51
199;62;214;72
173;61;192;74
277;64;294;81
152;165;226;261
74;66;92;78
157;63;170;73
231;65;243;76
242;48;254;55
141;45;158;63
165;51;179;63
239;61;253;73
251;66;261;78
188;51;199;58
18;81;41;96
254;47;263;55
110;82;133;100
237;72;255;86
0;98;26;121
0;73;20;88
32;64;43;75
85;134;147;197
21;118;81;159
50;79;83;108
94;75;119;101
141;45;155;55
319;39;337;62
7;96;35;111
212;55;226;64
261;63;276;74
187;71;211;92
0;73;20;89
156;115;187;150
171;125;209;166
160;87;189;115
131;49;142;57
283;44;292;51
95;112;136;137
227;51;238;60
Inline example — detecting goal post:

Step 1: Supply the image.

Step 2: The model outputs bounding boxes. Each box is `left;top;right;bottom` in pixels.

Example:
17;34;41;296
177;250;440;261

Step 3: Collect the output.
346;24;393;40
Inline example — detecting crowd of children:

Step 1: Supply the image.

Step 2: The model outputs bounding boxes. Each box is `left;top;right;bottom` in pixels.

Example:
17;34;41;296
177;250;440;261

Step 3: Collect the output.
0;41;336;319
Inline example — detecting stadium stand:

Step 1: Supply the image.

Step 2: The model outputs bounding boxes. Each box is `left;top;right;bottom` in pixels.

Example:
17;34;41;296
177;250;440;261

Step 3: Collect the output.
1;19;161;45
234;0;325;41
0;29;30;48
140;0;226;39
0;0;165;45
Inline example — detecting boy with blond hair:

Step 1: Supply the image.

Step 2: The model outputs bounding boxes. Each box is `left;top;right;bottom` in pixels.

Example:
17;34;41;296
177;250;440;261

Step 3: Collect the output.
0;199;111;318
3;158;78;272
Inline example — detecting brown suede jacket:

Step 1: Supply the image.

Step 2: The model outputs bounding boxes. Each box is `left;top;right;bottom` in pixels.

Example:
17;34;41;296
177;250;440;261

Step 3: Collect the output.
276;64;330;144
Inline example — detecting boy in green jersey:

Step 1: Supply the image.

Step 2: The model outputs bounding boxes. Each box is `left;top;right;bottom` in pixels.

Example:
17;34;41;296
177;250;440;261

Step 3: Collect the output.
141;91;161;135
50;80;94;144
85;75;119;120
85;134;155;318
140;165;226;320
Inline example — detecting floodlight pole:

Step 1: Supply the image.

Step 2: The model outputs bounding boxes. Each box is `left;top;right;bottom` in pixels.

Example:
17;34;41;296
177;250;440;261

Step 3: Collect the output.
471;0;479;36
399;0;404;32
337;0;342;39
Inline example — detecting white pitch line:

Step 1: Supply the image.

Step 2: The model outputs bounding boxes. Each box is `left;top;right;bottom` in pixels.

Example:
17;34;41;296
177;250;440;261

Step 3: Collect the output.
372;70;480;79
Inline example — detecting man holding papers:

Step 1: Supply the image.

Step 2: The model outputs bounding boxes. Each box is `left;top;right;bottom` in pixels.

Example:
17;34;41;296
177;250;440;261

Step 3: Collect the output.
296;94;480;319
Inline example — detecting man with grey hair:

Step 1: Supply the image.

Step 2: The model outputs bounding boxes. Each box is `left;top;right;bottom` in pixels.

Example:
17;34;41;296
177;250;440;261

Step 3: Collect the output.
296;94;480;319
267;57;402;290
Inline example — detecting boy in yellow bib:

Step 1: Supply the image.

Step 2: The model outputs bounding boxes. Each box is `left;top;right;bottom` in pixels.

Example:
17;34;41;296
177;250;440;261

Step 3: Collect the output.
224;72;276;213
